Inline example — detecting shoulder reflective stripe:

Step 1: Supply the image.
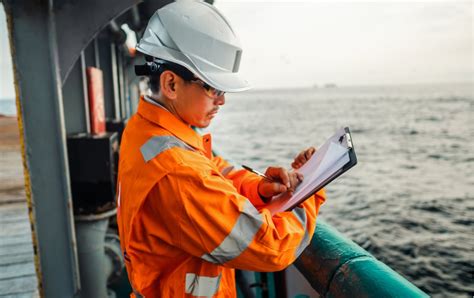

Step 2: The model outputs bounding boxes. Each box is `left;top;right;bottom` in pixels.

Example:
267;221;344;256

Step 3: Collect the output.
201;200;263;264
293;206;311;258
185;273;222;297
140;135;193;162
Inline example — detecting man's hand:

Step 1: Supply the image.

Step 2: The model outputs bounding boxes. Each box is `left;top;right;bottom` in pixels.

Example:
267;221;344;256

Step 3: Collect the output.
291;147;316;169
258;167;303;201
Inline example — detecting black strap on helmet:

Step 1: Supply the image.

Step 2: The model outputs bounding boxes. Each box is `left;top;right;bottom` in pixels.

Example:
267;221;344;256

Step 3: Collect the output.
134;57;194;81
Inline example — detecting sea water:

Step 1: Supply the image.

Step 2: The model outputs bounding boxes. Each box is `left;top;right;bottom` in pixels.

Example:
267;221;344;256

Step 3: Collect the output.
0;99;15;116
207;82;473;297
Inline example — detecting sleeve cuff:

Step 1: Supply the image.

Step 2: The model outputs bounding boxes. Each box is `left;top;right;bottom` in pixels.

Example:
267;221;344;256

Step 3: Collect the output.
246;176;267;207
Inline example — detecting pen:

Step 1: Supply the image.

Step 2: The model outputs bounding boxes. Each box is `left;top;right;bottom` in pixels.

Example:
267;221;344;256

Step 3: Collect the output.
242;165;273;181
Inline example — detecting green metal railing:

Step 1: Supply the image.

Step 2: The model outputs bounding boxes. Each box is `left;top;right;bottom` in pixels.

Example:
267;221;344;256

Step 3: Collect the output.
295;219;428;297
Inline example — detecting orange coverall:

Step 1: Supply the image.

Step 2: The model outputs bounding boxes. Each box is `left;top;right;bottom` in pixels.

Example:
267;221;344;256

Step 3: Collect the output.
116;97;326;297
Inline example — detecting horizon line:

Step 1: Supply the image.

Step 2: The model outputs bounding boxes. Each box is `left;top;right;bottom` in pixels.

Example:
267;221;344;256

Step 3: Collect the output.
0;80;472;100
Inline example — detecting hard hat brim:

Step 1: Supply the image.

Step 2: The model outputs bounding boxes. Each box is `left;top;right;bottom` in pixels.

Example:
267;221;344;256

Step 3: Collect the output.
200;71;251;93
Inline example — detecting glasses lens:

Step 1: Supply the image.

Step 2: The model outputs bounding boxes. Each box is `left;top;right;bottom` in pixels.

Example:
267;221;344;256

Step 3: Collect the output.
193;79;224;98
208;88;225;98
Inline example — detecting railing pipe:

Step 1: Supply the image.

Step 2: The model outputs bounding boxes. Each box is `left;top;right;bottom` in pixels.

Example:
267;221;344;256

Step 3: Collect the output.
295;219;428;297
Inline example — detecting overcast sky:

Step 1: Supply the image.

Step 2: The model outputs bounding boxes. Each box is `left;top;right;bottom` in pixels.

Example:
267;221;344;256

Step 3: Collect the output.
0;1;472;98
214;0;473;89
0;3;13;99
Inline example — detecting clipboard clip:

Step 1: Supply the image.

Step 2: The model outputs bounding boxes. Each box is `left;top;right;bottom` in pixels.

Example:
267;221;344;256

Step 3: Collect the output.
338;132;353;149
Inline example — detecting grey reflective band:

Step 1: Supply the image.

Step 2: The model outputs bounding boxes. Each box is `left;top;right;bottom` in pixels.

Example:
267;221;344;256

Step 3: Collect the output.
185;273;222;297
220;165;234;177
201;200;263;264
292;207;310;258
140;135;194;162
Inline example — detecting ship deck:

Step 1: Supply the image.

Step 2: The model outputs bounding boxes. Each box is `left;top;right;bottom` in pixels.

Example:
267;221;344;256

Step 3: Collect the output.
0;116;39;297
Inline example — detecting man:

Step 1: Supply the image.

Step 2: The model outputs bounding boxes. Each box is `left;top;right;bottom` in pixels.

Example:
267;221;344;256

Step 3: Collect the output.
116;1;325;297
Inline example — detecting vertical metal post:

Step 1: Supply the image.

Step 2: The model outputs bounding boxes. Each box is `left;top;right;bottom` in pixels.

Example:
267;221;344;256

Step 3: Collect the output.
80;53;91;134
83;39;96;68
4;1;80;297
125;62;140;114
111;44;121;120
62;54;90;134
117;47;126;119
93;38;100;69
123;60;131;118
98;36;116;120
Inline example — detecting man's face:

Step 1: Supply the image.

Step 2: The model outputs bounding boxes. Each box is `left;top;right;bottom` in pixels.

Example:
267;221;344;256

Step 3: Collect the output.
174;80;225;128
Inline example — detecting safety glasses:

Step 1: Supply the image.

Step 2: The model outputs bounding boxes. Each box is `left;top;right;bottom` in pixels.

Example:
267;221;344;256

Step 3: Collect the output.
190;78;225;99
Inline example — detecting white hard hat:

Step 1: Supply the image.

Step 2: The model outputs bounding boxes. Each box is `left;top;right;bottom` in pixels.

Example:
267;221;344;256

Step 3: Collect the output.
136;0;250;92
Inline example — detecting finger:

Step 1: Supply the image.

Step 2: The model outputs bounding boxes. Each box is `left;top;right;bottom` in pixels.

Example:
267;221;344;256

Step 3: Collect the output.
272;182;287;194
277;168;291;188
297;154;307;163
292;162;302;169
293;151;308;168
288;173;299;192
295;151;304;161
304;147;316;160
292;172;303;188
266;167;290;188
293;157;305;169
296;172;304;182
260;181;287;198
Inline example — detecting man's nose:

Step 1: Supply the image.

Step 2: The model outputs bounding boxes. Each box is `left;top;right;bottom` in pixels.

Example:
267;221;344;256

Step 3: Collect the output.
215;94;225;106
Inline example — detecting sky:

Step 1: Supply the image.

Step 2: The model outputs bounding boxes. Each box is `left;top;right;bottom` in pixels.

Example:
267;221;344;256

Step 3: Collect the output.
0;3;14;99
214;0;473;89
0;1;472;98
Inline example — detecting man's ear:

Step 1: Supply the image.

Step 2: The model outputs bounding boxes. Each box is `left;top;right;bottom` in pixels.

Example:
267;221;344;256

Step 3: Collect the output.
160;70;178;100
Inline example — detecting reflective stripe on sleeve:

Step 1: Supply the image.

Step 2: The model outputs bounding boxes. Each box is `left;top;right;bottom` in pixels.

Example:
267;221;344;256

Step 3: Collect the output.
140;135;194;162
220;165;235;177
185;273;222;297
201;200;263;264
292;206;311;258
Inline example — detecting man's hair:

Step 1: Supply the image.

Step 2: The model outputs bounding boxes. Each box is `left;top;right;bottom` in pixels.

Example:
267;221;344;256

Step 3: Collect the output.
148;75;161;94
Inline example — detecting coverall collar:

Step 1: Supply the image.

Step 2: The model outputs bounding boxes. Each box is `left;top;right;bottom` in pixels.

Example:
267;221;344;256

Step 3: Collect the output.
137;96;205;152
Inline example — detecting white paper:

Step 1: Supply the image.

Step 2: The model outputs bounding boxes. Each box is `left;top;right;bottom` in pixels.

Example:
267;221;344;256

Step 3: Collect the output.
266;128;351;214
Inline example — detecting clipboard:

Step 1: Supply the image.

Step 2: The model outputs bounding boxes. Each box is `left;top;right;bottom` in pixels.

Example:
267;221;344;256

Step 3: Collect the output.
288;127;357;210
266;127;358;214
